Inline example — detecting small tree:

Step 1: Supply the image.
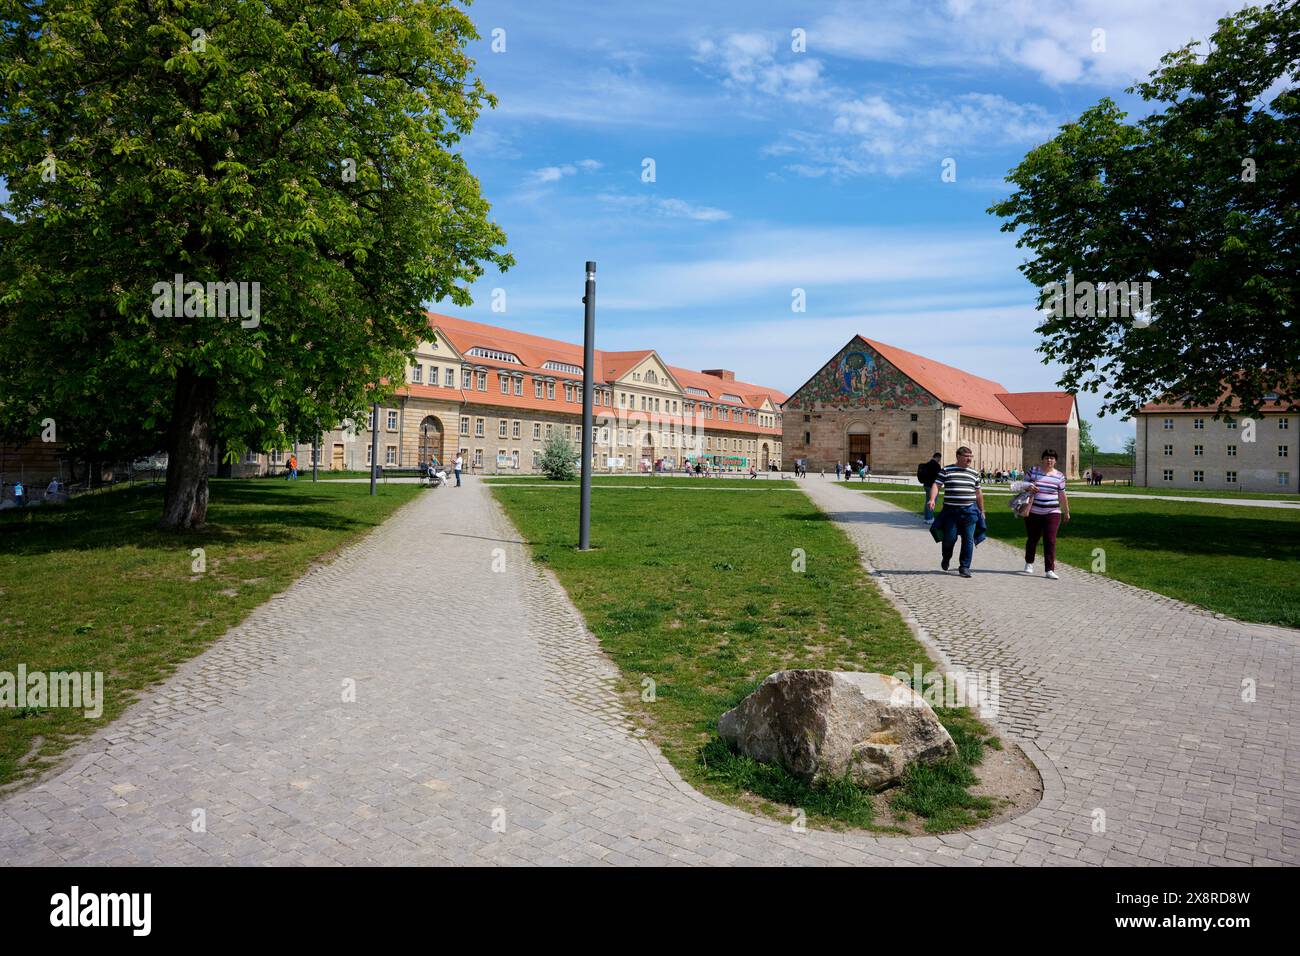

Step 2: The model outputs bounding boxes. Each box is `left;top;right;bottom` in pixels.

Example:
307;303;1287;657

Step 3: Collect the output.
539;430;577;481
1079;418;1100;461
1123;436;1137;458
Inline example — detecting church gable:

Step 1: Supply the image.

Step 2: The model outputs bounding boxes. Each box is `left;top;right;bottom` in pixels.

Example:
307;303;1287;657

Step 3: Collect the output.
787;337;937;410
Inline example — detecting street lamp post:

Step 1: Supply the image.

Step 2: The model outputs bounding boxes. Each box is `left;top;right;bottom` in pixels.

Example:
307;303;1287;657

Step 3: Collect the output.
369;401;380;496
579;260;596;551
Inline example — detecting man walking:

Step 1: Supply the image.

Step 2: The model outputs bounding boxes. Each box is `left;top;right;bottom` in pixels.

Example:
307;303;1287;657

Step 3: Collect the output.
453;451;463;487
917;451;942;522
926;446;985;578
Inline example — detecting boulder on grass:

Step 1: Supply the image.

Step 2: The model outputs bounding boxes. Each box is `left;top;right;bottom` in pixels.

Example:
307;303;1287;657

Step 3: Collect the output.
717;669;957;791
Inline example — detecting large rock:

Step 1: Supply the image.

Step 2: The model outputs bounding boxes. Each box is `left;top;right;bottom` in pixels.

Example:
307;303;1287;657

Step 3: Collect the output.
717;670;957;790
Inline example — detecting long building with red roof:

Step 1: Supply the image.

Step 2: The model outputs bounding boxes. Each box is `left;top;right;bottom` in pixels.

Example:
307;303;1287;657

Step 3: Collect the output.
309;312;788;474
783;335;1080;477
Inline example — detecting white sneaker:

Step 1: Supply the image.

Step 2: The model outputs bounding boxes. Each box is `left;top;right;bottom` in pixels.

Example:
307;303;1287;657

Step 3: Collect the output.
1022;563;1034;574
1045;570;1059;580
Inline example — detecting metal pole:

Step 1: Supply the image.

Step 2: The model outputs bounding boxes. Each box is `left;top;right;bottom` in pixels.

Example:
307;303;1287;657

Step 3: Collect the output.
369;401;380;496
579;260;596;550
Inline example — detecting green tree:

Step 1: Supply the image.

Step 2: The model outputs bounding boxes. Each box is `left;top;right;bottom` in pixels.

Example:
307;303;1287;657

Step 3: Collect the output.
1123;436;1137;458
0;0;510;527
1078;418;1099;461
538;429;577;481
990;1;1298;421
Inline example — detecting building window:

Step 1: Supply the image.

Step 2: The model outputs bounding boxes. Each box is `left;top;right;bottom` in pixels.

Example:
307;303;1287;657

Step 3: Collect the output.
1280;472;1291;486
1281;445;1290;458
1193;418;1204;429
535;380;543;399
1194;444;1203;456
476;371;487;391
911;431;918;446
1226;470;1238;483
565;384;573;402
512;449;520;470
1226;419;1237;429
269;449;283;465
460;416;469;436
385;445;397;465
1163;444;1173;456
512;420;521;439
462;368;472;389
546;423;553;436
500;375;509;394
533;450;541;469
546;382;555;400
387;410;398;431
498;419;507;438
532;422;541;441
368;408;377;431
1227;445;1237;457
514;378;523;397
1280;417;1290;430
411;363;422;383
445;367;455;387
365;446;372;465
804;431;811;445
474;449;483;467
1163;418;1174;430
1193;470;1204;482
565;424;572;441
910;414;918;422
1162;469;1173;481
474;417;484;438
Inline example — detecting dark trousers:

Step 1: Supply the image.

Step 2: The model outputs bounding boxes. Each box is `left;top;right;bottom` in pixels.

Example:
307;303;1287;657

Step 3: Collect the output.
940;506;978;570
454;469;461;487
1025;512;1063;570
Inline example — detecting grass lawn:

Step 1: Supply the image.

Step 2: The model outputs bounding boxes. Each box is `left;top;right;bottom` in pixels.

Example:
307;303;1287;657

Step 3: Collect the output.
0;480;421;789
857;487;1300;628
491;480;1005;833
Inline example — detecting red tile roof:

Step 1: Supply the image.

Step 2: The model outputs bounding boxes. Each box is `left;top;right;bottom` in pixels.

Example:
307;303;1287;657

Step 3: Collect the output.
1138;378;1298;415
861;338;1024;427
995;391;1076;425
409;312;785;434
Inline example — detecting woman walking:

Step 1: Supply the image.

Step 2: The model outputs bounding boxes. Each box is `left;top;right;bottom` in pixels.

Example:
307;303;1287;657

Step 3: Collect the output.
1019;449;1070;579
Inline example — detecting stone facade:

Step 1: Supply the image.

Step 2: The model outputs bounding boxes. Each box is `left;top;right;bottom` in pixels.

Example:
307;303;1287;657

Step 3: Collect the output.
1135;411;1294;492
784;337;1031;475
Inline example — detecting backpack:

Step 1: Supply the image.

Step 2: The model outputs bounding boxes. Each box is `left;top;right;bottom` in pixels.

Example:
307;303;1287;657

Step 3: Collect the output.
916;463;926;484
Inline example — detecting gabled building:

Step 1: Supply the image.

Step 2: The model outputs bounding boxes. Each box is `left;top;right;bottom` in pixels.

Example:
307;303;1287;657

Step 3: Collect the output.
782;335;1079;476
301;312;787;474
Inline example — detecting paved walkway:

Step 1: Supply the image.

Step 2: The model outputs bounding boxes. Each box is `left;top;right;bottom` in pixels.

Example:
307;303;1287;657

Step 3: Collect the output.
1;478;1295;865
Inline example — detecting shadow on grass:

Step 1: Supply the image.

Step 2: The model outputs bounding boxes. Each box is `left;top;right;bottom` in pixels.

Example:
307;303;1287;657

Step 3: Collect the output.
0;481;401;557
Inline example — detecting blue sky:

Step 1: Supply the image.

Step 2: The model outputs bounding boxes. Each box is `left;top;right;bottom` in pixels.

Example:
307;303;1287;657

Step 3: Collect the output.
449;0;1254;450
0;1;1253;451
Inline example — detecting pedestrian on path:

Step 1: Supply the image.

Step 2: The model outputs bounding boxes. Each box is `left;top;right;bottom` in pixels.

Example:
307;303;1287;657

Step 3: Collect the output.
1019;449;1070;579
286;453;298;480
917;452;942;522
454;452;463;487
926;446;985;578
836;462;842;480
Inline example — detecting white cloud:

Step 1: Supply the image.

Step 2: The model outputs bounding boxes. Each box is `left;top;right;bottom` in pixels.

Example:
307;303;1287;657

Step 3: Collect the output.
523;159;603;186
697;29;1060;177
807;0;1256;88
595;192;731;222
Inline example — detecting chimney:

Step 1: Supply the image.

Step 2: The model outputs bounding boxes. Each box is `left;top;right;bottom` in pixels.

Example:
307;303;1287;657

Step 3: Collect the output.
702;369;735;381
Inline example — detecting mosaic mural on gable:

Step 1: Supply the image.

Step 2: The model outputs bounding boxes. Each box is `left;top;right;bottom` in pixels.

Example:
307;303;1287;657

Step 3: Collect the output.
790;338;934;410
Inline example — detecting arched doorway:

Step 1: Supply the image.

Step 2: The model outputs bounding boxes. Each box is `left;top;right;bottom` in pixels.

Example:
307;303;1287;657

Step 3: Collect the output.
846;421;871;468
418;415;444;466
761;443;770;469
640;433;655;472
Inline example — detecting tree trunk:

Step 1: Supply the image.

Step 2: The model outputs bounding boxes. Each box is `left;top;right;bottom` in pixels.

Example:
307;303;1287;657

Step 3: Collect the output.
160;367;217;530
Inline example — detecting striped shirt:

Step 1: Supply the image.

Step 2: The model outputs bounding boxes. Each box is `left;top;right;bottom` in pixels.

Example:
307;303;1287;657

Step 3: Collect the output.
1027;466;1065;514
934;465;981;507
